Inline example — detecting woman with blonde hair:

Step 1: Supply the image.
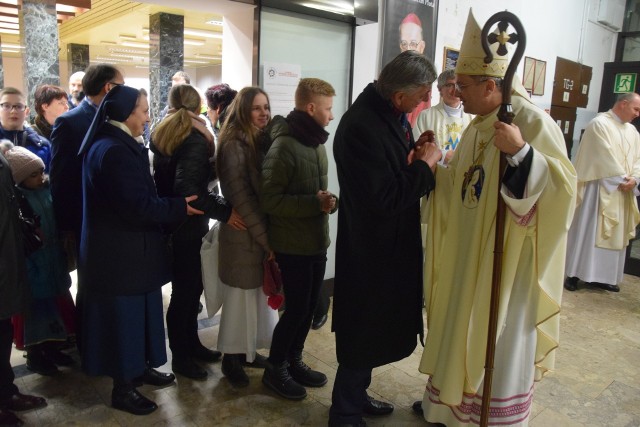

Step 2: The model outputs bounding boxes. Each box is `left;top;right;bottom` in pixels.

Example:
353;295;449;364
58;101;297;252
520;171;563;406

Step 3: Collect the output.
152;84;245;380
215;86;278;387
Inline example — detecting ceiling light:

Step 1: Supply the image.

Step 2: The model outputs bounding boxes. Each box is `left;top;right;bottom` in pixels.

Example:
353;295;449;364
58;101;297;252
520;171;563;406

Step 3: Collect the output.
299;1;354;15
109;48;147;55
0;29;19;34
2;43;23;49
184;38;205;46
0;22;19;29
96;56;133;63
184;59;209;64
0;16;18;24
206;20;223;26
121;41;149;49
2;49;19;53
184;28;221;39
0;6;18;16
119;34;138;41
100;40;118;45
195;53;221;60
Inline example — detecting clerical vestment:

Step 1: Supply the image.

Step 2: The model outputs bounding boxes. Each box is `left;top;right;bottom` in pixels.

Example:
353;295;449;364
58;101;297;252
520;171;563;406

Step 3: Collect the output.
565;110;640;284
419;93;576;426
413;100;473;152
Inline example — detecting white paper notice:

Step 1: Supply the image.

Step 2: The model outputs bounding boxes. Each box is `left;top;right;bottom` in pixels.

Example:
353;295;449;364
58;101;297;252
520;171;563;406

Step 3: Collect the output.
263;62;301;117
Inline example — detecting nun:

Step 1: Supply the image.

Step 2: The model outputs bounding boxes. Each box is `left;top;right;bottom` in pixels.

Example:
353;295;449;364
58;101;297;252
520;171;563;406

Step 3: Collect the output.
77;85;203;415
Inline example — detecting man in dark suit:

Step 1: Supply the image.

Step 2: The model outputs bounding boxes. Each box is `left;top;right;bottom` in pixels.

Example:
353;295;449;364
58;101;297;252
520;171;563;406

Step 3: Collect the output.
50;64;124;255
49;64;124;356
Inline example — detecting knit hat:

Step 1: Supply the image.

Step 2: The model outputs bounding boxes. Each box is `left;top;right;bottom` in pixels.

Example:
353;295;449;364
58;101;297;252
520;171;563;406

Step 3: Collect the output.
4;146;45;184
456;9;508;78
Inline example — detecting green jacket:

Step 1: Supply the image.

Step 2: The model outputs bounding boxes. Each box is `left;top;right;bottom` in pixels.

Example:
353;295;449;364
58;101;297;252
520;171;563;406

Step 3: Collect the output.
261;115;335;255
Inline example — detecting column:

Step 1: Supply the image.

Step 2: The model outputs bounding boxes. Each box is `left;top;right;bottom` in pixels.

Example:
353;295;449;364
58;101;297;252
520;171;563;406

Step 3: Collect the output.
20;0;60;112
149;12;184;125
67;43;90;75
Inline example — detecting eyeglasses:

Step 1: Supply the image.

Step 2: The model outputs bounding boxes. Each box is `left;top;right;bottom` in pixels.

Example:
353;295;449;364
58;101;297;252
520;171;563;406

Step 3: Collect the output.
107;81;124;88
0;103;26;112
441;83;456;90
400;40;420;50
455;78;491;92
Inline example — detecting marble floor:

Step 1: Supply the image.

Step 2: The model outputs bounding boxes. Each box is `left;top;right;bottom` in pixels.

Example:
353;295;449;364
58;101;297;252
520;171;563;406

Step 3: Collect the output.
8;274;640;426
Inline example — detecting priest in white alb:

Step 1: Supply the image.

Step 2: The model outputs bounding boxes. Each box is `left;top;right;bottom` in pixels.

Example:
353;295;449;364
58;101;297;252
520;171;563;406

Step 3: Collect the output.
413;9;577;426
565;92;640;293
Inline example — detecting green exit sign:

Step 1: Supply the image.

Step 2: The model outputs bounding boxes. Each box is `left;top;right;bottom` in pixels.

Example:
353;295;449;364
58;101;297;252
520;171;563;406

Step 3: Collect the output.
614;73;637;93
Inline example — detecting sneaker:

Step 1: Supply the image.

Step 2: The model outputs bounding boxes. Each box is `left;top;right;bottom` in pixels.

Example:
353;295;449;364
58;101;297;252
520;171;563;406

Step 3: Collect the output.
288;355;327;387
262;361;307;400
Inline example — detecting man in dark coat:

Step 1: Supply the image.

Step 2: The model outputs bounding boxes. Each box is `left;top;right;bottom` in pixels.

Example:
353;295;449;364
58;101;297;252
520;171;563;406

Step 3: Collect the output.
49;64;123;354
0;151;47;426
50;64;124;253
329;50;440;426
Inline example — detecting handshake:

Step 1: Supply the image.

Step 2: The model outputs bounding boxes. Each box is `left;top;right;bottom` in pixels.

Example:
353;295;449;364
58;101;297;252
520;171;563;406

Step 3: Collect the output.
409;130;443;170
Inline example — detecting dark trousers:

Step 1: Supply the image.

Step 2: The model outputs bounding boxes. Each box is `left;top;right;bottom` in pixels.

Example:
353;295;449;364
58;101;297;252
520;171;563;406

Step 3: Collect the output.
329;364;371;424
166;237;204;360
314;283;330;319
268;252;326;364
0;318;19;403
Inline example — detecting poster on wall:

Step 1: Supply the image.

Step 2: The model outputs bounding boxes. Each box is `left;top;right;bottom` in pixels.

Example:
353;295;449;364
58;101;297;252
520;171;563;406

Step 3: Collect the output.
379;0;439;126
262;62;301;117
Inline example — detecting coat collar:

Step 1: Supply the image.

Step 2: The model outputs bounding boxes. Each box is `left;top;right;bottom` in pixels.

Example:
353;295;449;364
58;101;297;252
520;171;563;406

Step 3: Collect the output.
361;83;414;153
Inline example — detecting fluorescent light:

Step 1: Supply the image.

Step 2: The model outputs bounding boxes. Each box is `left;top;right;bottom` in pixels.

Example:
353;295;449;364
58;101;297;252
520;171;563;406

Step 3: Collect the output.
0;22;19;29
184;38;205;46
206;19;223;26
299;1;354;15
195;53;221;60
184;59;209;64
0;29;19;34
2;43;23;49
100;40;118;45
2;49;19;53
109;48;148;55
184;28;221;39
121;41;149;49
96;56;133;63
0;16;18;24
119;34;138;41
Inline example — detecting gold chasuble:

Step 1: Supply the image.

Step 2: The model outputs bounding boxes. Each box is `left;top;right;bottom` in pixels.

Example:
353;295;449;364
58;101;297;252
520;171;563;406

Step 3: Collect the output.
419;89;577;417
573;110;640;250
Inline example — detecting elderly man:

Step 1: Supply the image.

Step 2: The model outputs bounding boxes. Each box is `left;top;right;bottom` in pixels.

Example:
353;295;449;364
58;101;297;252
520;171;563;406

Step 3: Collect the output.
414;10;576;426
565;92;640;293
68;71;85;109
414;68;473;165
330;50;441;427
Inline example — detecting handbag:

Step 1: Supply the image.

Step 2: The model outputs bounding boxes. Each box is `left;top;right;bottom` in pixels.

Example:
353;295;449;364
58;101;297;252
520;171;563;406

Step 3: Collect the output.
262;258;284;310
19;210;43;256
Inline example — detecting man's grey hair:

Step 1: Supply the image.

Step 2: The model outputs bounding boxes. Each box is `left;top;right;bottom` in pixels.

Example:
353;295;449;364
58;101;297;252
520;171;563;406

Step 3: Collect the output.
377;51;437;100
617;92;639;103
437;69;456;90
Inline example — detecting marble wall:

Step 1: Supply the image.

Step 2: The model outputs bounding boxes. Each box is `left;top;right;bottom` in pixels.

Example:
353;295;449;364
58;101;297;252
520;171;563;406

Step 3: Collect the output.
20;0;60;116
149;12;184;125
67;44;90;75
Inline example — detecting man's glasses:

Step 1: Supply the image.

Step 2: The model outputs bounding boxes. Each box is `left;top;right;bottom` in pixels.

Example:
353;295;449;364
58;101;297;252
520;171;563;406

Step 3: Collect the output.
441;83;456;90
400;40;420;50
0;103;26;112
455;78;492;92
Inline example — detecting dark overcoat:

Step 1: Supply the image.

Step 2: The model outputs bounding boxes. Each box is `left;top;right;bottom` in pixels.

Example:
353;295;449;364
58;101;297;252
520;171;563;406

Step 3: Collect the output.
79;124;186;297
332;83;435;369
50;98;96;237
0;153;28;319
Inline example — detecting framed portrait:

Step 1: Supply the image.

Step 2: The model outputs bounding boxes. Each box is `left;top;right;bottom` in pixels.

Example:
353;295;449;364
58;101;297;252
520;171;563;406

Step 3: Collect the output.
523;57;546;96
443;46;459;71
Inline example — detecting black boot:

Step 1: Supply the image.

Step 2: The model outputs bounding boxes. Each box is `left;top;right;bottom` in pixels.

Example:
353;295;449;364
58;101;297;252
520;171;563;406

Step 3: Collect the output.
288;353;327;387
262;360;307;400
564;276;579;291
221;354;249;387
26;346;58;376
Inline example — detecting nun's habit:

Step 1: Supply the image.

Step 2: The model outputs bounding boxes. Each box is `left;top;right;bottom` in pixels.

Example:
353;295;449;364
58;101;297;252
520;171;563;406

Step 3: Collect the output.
78;85;187;381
